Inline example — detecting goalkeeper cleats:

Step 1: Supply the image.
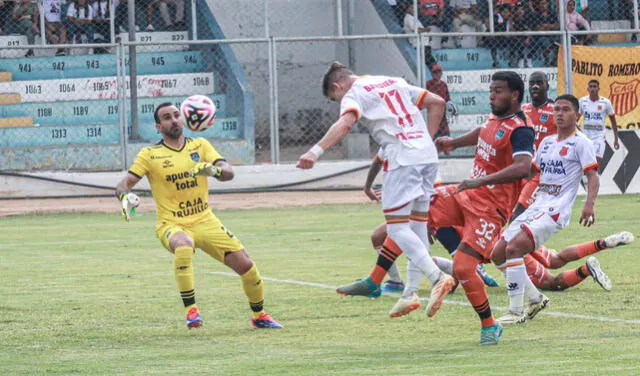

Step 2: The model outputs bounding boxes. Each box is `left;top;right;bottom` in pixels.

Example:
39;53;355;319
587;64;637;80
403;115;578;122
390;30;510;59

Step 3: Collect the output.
336;277;381;298
186;307;203;329
251;312;284;329
425;273;455;317
389;292;421;318
480;323;503;346
603;231;635;248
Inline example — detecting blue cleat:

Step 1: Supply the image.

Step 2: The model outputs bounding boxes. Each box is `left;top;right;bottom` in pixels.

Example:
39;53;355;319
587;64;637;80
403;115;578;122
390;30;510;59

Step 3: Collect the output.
480;323;504;345
381;280;405;293
186;307;203;329
477;264;500;287
336;277;381;298
251;312;284;329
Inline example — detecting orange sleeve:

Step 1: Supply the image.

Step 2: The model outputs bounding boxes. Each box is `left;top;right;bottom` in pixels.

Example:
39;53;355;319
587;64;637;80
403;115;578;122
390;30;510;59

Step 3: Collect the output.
583;162;598;173
340;107;360;121
416;90;429;109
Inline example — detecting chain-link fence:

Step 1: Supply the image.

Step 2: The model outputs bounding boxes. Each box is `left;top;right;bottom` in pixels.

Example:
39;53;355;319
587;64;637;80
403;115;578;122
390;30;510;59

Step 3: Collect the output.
0;0;639;170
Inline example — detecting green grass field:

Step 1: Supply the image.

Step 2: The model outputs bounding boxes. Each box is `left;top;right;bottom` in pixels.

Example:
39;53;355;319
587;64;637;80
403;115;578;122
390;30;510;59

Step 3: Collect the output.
1;195;639;375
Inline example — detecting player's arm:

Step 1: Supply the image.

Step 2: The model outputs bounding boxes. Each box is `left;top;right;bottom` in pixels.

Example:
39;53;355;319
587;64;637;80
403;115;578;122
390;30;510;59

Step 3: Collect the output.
609;114;620;150
364;155;383;201
296;111;358;169
115;172;142;222
190;159;234;181
456;127;534;193
436;127;481;153
418;91;446;138
580;168;599;227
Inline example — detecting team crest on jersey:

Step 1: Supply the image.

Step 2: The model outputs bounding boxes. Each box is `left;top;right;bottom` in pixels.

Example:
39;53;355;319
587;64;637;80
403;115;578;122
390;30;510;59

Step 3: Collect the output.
495;129;505;140
597;105;603;111
190;152;200;162
540;114;548;122
559;145;570;157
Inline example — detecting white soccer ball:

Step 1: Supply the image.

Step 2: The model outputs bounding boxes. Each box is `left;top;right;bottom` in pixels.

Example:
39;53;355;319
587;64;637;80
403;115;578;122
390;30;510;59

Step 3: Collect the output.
180;95;217;132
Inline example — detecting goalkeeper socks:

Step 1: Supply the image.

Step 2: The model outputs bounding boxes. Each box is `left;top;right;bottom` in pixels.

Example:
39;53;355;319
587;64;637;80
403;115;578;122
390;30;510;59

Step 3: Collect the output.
174;246;196;307
241;263;265;319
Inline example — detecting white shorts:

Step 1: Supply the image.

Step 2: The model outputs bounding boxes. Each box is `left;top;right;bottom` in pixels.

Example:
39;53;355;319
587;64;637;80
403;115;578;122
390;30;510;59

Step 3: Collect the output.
502;206;564;249
591;137;605;159
382;163;438;215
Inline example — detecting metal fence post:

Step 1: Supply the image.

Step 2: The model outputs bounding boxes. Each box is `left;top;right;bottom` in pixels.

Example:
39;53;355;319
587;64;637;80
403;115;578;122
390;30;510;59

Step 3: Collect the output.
191;0;198;40
268;36;280;164
116;42;128;169
127;0;139;140
336;0;343;36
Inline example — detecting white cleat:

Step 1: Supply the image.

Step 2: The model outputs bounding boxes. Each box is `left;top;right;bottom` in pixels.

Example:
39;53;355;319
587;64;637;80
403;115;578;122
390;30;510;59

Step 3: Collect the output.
525;294;550;321
586;256;612;291
604;231;635;248
425;274;456;318
497;310;527;325
389;292;421;318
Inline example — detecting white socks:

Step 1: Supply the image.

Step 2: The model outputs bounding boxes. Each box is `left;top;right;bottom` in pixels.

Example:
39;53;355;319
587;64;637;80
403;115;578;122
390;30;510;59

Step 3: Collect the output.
387;222;441;285
506;258;527;314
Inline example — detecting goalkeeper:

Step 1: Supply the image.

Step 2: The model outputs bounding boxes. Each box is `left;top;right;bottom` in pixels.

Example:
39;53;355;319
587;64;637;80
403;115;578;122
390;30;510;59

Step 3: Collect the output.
115;102;283;330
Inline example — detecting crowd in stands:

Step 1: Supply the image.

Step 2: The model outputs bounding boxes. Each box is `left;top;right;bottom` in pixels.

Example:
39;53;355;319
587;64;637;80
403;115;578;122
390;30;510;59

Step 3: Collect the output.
0;0;186;57
393;0;638;69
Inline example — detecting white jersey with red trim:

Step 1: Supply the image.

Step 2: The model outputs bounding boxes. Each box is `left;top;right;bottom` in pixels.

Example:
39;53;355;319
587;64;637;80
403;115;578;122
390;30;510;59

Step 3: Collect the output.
579;96;615;141
532;130;598;223
340;75;438;170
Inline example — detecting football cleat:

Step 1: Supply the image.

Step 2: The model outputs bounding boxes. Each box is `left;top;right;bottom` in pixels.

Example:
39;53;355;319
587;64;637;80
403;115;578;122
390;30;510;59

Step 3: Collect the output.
476;264;500;287
586;256;612;291
497;311;527;325
425;273;456;317
336;277;381;298
525;294;550;321
603;231;635;248
251;312;284;329
389;292;421;318
381;280;405;293
480;323;504;346
186;306;203;329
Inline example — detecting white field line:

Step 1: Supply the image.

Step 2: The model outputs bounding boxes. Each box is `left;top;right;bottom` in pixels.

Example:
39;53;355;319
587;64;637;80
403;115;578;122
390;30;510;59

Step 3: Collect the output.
209;271;640;325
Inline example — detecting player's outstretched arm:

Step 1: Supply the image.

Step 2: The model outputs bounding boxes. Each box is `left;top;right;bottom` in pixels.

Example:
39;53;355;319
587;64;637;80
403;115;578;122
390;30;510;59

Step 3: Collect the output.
456;154;532;193
364;156;383;201
189;161;234;181
580;169;599;227
296;112;358;169
435;127;481;153
115;173;142;222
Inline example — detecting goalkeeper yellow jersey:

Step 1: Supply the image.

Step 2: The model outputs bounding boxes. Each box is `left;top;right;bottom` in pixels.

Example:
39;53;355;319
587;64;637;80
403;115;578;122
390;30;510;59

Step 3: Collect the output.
128;137;224;225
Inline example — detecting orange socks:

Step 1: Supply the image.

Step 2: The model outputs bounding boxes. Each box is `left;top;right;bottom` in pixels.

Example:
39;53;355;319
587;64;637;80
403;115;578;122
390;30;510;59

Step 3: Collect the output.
453;251;495;328
370;236;403;284
576;240;605;258
560;264;590;288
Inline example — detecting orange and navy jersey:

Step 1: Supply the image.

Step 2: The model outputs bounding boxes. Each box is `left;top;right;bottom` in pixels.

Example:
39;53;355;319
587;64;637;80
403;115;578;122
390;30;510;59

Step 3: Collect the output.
463;111;534;221
522;100;556;150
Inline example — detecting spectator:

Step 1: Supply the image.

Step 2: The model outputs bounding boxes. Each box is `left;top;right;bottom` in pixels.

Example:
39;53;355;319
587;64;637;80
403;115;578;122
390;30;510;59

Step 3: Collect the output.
403;2;436;69
139;0;158;31
11;0;38;57
525;0;559;66
43;0;68;56
115;0;139;33
485;4;515;68
419;0;449;46
92;0;117;44
67;0;95;46
511;2;532;67
575;0;589;19
565;0;592;45
387;0;405;26
425;64;457;141
451;0;485;48
158;0;184;30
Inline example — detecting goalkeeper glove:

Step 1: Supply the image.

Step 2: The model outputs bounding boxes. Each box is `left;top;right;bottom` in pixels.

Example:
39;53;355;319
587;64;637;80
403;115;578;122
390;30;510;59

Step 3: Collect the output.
119;192;140;222
189;162;222;178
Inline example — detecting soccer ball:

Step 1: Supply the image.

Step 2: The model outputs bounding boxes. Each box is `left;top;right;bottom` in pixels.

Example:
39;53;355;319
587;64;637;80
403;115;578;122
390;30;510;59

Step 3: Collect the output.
180;95;217;132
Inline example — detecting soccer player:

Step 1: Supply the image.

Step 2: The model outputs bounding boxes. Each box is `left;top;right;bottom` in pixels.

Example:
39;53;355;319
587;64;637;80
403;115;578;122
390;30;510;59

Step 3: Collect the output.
297;62;457;318
521;231;634;291
511;71;557;220
428;71;535;345
492;94;600;325
579;79;620;167
115;103;283;330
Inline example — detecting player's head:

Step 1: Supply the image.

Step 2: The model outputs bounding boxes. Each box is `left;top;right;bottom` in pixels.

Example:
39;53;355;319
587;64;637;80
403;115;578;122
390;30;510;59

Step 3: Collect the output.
489;71;524;116
553;94;580;130
528;71;549;103
154;102;184;140
587;79;600;97
322;61;355;102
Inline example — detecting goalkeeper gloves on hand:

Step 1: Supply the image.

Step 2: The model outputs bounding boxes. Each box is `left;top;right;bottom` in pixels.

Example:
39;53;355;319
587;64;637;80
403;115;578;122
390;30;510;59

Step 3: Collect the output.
119;192;140;222
189;162;222;178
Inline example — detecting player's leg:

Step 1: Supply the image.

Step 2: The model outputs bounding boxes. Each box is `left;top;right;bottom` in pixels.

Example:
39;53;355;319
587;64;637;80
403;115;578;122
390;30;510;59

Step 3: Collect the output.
370;222;404;292
548;231;635;269
194;219;283;328
156;223;201;328
389;259;422;318
521;258;551;320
